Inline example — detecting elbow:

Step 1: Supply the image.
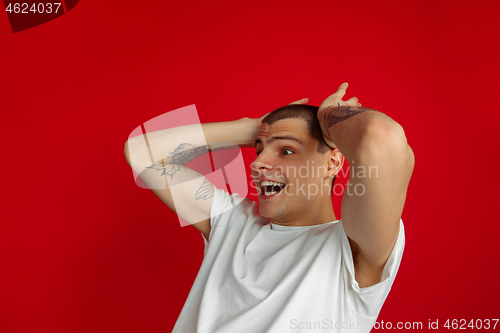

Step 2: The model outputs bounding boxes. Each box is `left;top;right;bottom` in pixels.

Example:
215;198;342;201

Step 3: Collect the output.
357;118;413;166
364;117;408;150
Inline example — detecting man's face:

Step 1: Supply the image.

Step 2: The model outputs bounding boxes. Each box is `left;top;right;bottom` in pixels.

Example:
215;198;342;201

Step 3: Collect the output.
252;118;333;222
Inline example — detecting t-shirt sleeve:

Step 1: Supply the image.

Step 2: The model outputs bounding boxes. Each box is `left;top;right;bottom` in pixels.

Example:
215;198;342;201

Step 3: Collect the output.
201;186;246;253
340;218;405;318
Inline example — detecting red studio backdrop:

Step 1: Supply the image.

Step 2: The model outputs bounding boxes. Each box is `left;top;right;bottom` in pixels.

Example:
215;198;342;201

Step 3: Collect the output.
1;0;499;332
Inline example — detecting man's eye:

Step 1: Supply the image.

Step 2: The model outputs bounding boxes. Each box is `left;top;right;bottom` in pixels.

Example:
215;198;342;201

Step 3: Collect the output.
282;149;293;155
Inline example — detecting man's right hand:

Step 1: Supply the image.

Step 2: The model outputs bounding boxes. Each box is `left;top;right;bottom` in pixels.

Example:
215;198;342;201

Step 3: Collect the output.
289;97;309;105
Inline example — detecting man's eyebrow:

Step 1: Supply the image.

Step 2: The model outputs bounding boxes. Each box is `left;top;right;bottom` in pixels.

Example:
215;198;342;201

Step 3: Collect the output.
255;135;304;147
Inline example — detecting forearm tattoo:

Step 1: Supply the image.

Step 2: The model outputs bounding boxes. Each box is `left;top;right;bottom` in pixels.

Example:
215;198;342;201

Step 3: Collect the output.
323;106;375;135
145;143;209;179
146;162;185;179
170;143;209;164
142;142;217;201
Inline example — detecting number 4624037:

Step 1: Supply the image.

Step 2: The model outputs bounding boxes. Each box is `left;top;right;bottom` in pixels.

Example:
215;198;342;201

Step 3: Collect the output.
443;319;498;330
5;3;62;14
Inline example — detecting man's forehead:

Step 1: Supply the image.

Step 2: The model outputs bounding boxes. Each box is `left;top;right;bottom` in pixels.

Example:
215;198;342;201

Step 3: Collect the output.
257;118;308;140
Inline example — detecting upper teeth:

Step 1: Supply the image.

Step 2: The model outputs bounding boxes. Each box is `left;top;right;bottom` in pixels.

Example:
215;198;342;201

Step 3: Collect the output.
259;181;285;196
260;181;285;187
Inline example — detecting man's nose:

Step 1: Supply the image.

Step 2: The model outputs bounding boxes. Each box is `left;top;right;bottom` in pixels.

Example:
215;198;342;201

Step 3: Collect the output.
252;154;273;172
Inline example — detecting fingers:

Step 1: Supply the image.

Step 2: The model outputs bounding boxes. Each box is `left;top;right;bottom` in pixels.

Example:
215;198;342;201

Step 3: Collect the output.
289;98;309;105
335;82;349;99
337;83;362;107
319;82;364;111
345;96;359;106
323;82;348;104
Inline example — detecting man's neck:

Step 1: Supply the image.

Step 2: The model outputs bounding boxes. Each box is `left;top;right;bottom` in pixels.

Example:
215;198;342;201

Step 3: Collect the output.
270;196;337;227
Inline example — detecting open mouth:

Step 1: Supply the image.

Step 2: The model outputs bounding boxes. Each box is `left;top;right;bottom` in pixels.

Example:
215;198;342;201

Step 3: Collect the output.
259;180;286;197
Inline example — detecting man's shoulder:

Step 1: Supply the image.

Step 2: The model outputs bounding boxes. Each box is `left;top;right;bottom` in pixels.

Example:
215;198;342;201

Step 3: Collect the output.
211;188;262;224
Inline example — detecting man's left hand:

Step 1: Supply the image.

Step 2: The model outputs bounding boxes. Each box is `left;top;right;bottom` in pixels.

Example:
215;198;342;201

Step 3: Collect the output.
317;82;364;148
318;82;361;112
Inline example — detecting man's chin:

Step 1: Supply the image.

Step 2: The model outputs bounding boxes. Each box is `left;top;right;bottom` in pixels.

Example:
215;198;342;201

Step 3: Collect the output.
258;205;272;219
258;204;282;220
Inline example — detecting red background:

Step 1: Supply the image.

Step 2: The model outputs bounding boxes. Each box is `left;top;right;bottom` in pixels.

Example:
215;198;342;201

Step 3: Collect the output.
1;0;499;332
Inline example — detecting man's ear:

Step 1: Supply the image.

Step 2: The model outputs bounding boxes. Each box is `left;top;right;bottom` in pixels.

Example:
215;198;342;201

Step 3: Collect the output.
326;149;344;178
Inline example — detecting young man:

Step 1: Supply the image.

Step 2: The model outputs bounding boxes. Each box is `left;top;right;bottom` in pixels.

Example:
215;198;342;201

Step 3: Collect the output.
124;83;415;332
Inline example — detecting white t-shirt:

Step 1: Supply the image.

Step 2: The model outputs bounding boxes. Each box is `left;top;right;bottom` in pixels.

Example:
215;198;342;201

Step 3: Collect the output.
172;187;405;333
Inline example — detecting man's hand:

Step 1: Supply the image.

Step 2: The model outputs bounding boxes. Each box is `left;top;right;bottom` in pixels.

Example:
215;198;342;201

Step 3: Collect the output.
317;82;362;148
318;82;361;111
289;98;309;105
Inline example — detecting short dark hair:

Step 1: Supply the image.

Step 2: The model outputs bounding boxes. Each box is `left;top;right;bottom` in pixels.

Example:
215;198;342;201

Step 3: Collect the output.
262;104;330;153
262;104;337;187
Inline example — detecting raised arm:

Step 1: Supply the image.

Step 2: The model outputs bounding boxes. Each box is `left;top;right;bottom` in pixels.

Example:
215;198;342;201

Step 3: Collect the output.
124;116;261;240
317;83;415;287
